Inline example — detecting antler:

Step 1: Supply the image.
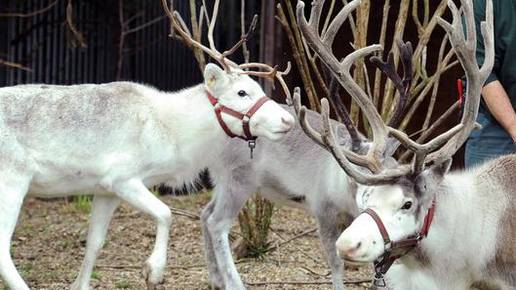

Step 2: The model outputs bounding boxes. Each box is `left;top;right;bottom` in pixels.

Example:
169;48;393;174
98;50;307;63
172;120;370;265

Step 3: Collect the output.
296;0;389;174
162;0;247;70
295;0;494;185
389;0;494;172
162;0;292;102
240;61;293;103
370;40;413;128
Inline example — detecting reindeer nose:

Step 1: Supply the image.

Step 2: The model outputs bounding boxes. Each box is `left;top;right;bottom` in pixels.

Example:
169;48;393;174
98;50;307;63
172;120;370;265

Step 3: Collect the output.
337;239;362;258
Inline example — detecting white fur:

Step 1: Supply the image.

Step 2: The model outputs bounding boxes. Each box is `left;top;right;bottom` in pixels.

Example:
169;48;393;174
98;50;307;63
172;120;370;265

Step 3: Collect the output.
336;155;516;289
0;63;294;290
200;109;362;290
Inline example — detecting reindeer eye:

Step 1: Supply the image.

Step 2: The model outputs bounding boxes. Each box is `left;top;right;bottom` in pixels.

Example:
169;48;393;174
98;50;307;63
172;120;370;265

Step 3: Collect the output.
401;201;413;210
237;90;248;97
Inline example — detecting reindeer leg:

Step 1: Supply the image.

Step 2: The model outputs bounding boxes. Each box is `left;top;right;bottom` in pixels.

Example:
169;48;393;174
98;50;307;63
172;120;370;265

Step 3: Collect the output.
0;176;30;290
205;176;254;290
201;199;224;289
111;179;172;290
71;195;121;290
314;201;353;290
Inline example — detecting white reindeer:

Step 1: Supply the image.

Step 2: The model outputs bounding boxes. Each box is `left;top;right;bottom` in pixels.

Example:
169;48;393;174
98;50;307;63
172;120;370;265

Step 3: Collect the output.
201;53;416;290
199;1;422;289
0;10;296;290
294;0;513;289
338;154;516;290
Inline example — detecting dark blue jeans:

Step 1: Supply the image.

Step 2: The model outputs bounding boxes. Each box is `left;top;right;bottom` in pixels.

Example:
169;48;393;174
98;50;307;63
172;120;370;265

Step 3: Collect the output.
465;111;516;168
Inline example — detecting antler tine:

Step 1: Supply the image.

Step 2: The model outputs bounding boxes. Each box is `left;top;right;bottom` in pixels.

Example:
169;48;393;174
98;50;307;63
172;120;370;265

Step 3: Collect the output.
388;0;493;172
219;14;259;68
322;0;361;48
293;87;326;148
243;62;295;104
307;0;325;31
277;62;293;104
326;72;364;151
207;0;222;55
370;40;413;128
293;89;383;172
339;45;388;161
162;0;242;70
319;98;413;185
422;0;494;167
398;40;413;96
298;1;388;160
240;62;293;103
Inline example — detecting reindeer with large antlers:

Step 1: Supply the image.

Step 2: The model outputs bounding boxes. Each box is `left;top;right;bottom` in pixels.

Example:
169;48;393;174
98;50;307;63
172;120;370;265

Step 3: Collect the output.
200;42;414;290
296;0;516;289
0;2;296;290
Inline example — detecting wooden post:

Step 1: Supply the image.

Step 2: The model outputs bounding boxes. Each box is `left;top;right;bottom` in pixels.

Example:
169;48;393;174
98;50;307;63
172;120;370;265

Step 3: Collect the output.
259;0;284;101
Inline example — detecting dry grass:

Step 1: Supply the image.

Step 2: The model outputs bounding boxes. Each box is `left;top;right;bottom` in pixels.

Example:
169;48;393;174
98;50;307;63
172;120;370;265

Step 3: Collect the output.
1;193;372;290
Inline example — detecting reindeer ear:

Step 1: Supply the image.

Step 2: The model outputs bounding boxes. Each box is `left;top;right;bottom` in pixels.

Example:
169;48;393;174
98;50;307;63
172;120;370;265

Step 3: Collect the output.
429;159;452;179
204;63;229;96
414;158;452;200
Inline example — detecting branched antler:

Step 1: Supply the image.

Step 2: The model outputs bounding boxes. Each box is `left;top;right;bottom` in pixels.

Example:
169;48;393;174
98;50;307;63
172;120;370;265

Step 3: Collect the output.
161;0;292;102
370;40;413;128
295;0;494;184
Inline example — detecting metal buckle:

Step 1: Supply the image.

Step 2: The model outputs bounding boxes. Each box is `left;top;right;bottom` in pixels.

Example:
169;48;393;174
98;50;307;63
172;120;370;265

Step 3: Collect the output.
243;115;251;123
248;140;256;159
373;272;387;288
384;241;392;251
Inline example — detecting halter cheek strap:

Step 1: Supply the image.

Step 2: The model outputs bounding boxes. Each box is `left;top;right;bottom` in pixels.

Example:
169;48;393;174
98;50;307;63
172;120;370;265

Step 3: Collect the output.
206;91;270;158
362;200;436;287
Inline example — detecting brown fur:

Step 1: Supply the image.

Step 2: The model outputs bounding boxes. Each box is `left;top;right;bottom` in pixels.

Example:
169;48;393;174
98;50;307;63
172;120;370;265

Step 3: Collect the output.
478;155;516;287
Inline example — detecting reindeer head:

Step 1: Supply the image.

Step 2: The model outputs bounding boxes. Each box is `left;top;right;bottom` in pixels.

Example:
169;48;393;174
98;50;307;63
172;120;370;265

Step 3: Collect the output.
337;159;451;263
163;0;295;141
203;63;295;140
295;0;494;265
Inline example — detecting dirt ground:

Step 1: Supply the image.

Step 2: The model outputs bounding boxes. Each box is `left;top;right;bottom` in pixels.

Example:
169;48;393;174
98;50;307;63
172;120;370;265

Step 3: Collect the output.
1;193;373;290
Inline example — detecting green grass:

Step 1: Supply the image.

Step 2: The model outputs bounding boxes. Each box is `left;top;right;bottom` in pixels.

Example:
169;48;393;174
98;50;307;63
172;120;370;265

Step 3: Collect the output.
115;280;132;289
72;195;92;213
91;270;101;280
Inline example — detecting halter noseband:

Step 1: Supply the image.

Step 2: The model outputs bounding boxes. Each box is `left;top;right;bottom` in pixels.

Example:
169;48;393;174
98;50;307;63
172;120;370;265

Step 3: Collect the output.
206;90;270;158
361;201;435;287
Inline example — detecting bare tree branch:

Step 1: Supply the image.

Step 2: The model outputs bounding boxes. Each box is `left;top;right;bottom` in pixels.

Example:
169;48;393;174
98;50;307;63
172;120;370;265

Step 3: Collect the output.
0;59;32;71
66;0;87;48
0;0;59;18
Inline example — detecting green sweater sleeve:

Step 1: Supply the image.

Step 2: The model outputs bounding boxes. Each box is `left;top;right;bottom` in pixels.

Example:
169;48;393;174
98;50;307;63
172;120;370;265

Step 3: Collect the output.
474;0;499;85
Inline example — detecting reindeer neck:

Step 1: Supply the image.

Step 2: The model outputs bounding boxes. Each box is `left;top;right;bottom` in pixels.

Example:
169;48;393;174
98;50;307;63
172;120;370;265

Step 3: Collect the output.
153;84;230;166
405;172;498;270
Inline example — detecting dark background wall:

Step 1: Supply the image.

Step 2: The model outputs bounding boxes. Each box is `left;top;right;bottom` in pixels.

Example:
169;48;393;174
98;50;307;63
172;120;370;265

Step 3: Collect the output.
0;0;262;91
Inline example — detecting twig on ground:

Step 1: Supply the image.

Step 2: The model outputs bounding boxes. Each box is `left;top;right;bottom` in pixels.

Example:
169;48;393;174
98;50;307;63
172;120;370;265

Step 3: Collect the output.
170;207;200;220
266;227;317;253
299;265;331;277
245;278;372;286
116;207;199;220
269;228;321;263
96;263;206;270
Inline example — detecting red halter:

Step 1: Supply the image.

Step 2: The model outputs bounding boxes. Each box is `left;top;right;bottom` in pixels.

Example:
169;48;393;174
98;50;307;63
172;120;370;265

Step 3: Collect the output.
206;91;271;158
362;201;436;287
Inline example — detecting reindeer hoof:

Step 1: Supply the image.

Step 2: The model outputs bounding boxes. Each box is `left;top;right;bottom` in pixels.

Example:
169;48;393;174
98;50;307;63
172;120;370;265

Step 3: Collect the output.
142;262;165;290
